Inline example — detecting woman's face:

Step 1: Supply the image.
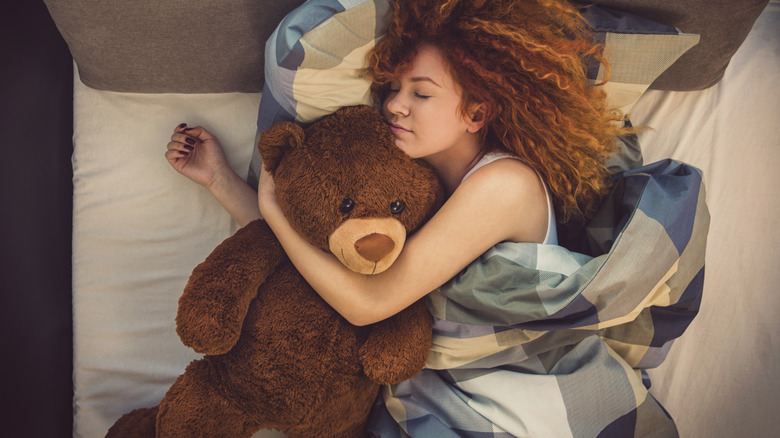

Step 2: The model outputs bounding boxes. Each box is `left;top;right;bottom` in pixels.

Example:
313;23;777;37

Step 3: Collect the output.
382;43;480;160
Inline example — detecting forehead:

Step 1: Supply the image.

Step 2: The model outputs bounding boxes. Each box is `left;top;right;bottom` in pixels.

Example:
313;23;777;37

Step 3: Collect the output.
402;44;457;89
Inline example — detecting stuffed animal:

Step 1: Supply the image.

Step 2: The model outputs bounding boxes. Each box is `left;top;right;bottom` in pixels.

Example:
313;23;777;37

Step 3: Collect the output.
106;105;444;438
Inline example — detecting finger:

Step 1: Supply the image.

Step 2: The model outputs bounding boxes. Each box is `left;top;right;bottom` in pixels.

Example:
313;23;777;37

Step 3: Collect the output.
174;122;189;134
167;140;193;155
170;128;190;142
165;149;189;163
258;166;275;188
183;125;217;141
169;133;199;149
172;127;203;143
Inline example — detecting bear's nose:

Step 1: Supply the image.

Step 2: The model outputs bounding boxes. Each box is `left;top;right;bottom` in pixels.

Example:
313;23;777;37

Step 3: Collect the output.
354;233;396;262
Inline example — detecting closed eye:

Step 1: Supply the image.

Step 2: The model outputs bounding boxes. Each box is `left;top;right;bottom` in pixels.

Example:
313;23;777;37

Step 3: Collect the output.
387;88;428;99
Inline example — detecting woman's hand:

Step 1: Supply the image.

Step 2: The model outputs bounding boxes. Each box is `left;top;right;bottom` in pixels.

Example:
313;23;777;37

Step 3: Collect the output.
166;122;261;227
257;165;281;221
166;123;231;189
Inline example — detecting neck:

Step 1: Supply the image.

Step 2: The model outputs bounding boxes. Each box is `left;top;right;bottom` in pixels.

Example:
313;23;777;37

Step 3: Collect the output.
424;139;485;196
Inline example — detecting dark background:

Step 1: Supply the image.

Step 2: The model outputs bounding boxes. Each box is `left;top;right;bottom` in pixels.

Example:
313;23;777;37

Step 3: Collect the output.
1;1;74;437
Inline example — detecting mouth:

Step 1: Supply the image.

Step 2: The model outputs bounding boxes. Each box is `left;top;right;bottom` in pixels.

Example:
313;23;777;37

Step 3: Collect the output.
341;249;378;275
387;122;411;135
339;249;352;271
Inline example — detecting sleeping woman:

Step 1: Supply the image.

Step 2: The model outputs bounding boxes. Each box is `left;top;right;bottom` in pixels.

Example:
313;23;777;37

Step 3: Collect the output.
167;0;680;435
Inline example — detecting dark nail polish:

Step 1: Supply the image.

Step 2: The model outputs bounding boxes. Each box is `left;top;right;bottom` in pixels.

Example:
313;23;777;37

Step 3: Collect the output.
180;150;190;156
185;137;196;145
178;123;187;129
184;145;194;151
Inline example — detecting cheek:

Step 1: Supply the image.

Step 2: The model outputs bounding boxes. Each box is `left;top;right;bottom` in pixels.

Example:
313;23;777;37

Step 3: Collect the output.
381;98;395;120
444;106;470;130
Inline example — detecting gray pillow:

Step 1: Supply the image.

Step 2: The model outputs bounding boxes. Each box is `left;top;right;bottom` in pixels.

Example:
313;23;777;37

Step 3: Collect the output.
44;0;304;93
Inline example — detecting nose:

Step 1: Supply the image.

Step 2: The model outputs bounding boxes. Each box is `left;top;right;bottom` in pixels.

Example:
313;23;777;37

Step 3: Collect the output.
354;233;396;262
384;92;409;117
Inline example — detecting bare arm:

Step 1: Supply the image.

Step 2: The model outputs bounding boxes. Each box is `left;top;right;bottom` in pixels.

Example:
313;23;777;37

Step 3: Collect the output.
206;169;262;228
166;124;261;227
258;158;548;326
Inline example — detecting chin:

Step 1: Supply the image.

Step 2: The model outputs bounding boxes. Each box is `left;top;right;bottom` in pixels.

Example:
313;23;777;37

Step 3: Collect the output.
400;148;420;159
393;140;412;156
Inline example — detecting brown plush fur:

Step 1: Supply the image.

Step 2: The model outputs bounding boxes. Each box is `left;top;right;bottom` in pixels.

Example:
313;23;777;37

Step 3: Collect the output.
106;106;444;438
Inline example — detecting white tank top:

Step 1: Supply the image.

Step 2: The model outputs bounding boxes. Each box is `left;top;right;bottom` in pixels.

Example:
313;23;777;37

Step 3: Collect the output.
461;151;558;245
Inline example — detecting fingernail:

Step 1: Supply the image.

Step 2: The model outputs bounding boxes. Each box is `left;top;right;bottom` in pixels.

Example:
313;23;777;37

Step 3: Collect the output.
178;123;187;129
180;150;189;156
185;137;196;145
184;127;195;132
183;145;194;151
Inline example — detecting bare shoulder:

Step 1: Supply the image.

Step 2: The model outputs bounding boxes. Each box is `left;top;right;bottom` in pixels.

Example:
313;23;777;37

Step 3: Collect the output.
457;157;549;243
461;157;546;205
468;157;542;187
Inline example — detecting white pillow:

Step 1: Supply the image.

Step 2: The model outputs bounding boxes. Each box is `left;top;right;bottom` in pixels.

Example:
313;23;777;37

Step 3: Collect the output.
71;67;283;437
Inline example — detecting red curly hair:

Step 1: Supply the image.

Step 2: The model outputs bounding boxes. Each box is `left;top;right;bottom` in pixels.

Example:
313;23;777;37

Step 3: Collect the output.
368;0;631;221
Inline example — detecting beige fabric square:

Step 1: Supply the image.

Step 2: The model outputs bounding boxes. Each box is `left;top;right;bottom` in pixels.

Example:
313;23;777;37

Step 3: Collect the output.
596;32;699;113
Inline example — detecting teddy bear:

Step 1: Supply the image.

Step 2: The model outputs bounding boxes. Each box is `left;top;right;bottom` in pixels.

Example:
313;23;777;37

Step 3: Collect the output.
105;105;445;438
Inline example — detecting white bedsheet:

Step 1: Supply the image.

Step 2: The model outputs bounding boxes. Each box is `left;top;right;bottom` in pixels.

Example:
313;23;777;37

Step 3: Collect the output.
634;2;780;436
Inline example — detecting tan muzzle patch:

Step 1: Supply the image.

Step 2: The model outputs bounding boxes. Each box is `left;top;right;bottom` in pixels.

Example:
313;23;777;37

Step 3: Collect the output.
328;217;406;275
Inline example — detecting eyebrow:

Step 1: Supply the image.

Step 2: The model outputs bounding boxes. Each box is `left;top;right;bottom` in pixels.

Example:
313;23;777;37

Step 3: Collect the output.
410;76;441;87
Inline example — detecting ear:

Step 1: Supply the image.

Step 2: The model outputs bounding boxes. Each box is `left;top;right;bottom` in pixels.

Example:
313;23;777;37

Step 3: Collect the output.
465;102;487;134
256;121;305;173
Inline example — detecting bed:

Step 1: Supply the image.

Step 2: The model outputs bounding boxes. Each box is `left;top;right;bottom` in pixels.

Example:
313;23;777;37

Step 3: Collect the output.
6;0;778;436
632;2;780;434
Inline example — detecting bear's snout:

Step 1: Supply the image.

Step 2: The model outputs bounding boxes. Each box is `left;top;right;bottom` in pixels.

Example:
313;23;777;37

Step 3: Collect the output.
328;217;407;275
354;233;396;262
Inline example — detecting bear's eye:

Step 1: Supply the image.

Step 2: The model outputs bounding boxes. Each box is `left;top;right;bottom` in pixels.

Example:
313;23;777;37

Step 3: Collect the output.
339;198;355;213
390;200;406;214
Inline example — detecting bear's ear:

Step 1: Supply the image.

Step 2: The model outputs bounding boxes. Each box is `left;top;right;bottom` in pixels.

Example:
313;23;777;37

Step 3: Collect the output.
257;121;305;173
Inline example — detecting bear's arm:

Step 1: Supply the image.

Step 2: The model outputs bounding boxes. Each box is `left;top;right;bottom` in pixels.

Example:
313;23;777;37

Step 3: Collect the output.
359;299;434;384
176;219;284;355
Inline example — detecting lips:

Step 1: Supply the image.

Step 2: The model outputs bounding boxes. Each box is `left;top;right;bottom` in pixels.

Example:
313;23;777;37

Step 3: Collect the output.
388;122;411;135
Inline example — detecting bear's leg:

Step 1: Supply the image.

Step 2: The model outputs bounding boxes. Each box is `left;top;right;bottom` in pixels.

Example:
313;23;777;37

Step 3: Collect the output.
105;406;158;438
156;360;262;438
